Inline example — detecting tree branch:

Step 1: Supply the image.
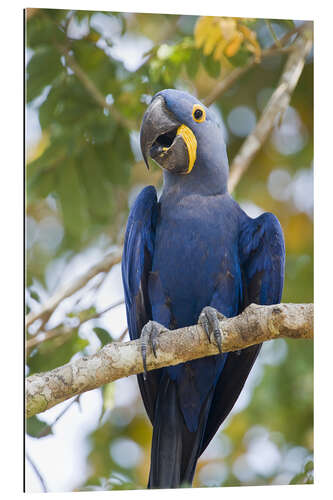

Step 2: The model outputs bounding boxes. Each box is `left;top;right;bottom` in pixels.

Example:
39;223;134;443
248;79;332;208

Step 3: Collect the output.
26;453;48;492
26;299;124;353
25;248;122;328
203;46;292;107
227;30;313;193
26;302;313;418
203;21;313;107
60;46;136;130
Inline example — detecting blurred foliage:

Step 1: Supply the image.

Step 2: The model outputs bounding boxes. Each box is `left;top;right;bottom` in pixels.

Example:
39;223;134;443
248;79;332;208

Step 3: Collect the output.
25;8;313;493
195;17;262;64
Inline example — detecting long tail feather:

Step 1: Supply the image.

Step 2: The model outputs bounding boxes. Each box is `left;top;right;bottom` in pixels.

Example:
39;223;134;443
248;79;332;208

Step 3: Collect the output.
148;375;213;488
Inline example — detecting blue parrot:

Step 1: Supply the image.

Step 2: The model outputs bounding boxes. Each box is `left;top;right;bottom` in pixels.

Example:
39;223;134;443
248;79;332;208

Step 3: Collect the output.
122;89;285;488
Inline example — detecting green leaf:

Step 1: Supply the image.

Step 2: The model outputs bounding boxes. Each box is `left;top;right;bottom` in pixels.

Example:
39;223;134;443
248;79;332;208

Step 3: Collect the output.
30;290;41;302
72;40;108;73
27;137;68;202
39;75;97;130
94;327;113;346
228;46;252;67
186;48;200;79
96;128;133;185
26;415;53;438
304;460;314;473
57;159;90;244
71;40;117;94
26;46;64;102
102;383;115;413
82;112;116;144
201;53;221;78
26;11;66;48
79;148;114;222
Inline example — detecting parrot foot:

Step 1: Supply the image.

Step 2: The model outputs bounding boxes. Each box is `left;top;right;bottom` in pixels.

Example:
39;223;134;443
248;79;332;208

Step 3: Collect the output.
199;306;227;355
140;321;167;380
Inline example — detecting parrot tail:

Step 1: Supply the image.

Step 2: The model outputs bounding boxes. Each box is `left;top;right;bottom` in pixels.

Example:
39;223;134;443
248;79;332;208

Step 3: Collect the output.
147;374;213;489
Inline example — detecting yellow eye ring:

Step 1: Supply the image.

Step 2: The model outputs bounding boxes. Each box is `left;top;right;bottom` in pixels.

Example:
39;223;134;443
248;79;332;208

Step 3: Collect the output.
192;104;206;123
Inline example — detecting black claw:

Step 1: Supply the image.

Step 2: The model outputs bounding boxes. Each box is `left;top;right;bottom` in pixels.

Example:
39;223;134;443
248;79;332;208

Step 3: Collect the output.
140;321;164;379
199;306;225;355
214;329;223;354
200;318;211;343
151;338;158;358
141;342;148;380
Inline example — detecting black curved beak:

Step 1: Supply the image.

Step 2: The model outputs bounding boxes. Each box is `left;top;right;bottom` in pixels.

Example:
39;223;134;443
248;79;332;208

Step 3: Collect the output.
140;95;182;170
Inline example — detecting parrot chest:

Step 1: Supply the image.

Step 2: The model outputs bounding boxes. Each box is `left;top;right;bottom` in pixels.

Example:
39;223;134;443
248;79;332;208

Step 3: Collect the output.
150;193;242;328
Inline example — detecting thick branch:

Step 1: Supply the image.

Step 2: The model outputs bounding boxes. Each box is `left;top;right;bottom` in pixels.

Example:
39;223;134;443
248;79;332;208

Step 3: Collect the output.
26;248;122;328
26;302;313;418
228;31;313;192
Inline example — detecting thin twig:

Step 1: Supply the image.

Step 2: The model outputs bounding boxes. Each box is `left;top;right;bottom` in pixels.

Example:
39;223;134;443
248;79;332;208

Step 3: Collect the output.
26;453;48;492
26;298;124;353
228;32;313;193
204;46;292;107
203;21;313;107
60;47;136;130
25;248;122;328
36;9;136;130
36;395;81;438
265;20;282;47
118;326;129;342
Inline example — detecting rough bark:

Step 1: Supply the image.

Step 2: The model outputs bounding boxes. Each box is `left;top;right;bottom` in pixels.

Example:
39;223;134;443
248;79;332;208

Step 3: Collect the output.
26;302;313;418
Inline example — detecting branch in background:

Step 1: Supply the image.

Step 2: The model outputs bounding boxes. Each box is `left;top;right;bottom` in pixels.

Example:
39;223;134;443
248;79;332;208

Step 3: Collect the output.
203;21;313;107
60;46;136;130
26;302;313;418
38;9;136;131
118;326;128;342
26;299;124;353
26;453;48;492
36;395;81;438
227;31;313;193
26;248;122;328
265;20;282;47
203;46;292;107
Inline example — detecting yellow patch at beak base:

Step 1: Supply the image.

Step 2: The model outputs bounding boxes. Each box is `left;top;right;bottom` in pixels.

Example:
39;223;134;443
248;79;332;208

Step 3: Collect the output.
176;124;197;174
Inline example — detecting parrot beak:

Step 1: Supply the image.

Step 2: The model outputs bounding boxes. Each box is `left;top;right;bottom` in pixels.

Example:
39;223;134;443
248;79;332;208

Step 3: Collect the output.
140;95;196;175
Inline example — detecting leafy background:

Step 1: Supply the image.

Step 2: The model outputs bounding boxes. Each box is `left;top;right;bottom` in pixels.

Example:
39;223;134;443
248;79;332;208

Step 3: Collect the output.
25;9;313;492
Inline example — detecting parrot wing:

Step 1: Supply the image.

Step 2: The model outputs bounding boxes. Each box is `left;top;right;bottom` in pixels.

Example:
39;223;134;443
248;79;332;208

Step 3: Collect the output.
122;185;160;423
200;212;285;453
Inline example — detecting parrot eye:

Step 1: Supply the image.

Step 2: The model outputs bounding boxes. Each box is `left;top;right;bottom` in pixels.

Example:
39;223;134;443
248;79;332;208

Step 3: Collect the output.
192;104;206;123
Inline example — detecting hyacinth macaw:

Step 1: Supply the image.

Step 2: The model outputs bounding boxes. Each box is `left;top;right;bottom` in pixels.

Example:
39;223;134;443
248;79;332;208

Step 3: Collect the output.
122;89;285;488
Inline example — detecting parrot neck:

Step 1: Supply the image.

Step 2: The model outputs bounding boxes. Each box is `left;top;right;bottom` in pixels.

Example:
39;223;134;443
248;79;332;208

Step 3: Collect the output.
162;150;229;198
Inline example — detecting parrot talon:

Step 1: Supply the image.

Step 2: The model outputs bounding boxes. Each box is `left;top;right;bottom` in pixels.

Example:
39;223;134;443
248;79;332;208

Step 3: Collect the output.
199;306;226;355
140;321;166;380
200;317;211;343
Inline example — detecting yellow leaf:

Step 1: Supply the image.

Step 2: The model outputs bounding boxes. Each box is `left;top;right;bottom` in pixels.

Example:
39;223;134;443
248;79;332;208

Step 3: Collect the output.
194;16;262;63
194;16;214;48
225;31;244;58
202;25;223;56
214;38;228;61
239;24;261;61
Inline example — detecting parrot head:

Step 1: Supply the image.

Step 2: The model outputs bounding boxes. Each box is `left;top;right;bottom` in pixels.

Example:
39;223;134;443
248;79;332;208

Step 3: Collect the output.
140;89;228;185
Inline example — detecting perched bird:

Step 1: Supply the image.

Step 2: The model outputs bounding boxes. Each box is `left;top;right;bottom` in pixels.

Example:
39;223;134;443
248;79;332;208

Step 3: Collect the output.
122;89;285;488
